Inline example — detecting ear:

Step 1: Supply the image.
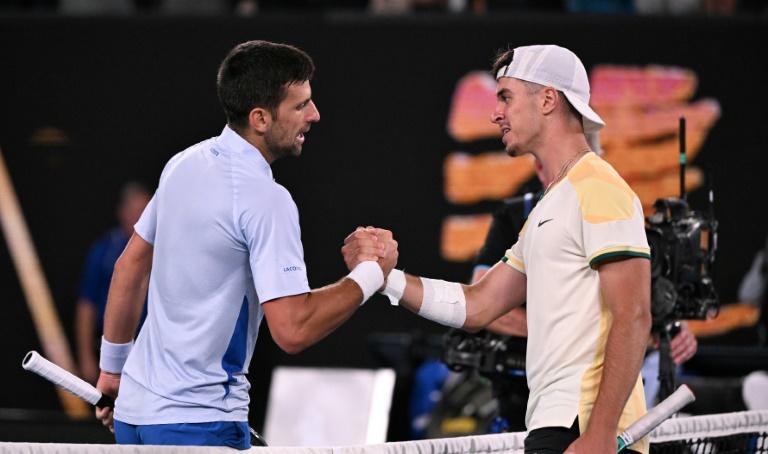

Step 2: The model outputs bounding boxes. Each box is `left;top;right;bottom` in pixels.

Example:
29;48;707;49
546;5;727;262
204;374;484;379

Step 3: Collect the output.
540;87;558;116
248;107;272;134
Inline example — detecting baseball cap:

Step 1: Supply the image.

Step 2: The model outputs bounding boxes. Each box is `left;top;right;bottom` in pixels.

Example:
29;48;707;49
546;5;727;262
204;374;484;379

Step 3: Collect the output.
495;44;605;133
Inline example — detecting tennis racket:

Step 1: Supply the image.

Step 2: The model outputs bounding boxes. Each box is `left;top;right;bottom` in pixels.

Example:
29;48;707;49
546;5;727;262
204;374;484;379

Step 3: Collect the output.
22;350;269;446
22;350;113;408
617;384;695;452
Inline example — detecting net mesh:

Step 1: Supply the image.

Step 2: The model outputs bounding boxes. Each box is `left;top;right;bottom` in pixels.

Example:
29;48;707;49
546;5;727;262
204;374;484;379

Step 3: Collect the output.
0;410;765;454
651;432;767;454
648;410;768;454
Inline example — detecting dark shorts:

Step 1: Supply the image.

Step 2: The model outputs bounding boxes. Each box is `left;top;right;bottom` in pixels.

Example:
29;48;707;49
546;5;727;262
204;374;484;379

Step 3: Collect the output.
114;419;250;450
524;417;642;454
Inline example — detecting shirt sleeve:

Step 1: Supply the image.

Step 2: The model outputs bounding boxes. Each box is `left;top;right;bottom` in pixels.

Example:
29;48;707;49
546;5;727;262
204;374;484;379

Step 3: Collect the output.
578;184;650;268
241;186;310;304
134;194;157;245
501;219;528;274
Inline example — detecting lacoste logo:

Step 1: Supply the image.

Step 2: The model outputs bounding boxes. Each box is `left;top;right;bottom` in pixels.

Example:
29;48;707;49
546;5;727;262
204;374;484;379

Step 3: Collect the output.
283;266;303;272
538;218;554;227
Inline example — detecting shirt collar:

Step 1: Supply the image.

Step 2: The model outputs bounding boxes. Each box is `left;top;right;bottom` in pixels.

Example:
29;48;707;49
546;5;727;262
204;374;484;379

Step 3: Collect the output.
215;125;272;178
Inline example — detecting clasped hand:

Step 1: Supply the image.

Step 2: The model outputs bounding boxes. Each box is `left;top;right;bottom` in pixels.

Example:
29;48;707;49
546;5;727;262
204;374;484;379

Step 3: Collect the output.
341;227;398;280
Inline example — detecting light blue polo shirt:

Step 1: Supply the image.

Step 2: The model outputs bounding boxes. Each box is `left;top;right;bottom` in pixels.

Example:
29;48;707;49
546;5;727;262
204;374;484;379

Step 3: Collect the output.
114;126;310;425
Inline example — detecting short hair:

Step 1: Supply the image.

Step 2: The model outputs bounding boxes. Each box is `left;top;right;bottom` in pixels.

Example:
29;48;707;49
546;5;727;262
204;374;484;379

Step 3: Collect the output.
491;47;582;121
217;40;315;130
491;48;514;78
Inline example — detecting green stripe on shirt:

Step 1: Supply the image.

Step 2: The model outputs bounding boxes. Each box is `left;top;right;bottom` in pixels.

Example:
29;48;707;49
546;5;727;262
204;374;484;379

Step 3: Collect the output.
589;250;651;268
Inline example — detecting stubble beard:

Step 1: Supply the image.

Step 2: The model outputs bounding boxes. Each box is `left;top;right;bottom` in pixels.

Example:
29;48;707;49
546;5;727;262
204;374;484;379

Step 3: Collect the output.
265;128;301;160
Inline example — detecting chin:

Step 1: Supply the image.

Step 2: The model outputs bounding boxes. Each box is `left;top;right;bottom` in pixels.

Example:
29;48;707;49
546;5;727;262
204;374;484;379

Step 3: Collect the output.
506;147;522;157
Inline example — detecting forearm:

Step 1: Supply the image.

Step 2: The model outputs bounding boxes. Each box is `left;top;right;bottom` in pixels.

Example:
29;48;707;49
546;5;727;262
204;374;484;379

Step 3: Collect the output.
294;278;368;350
102;260;150;343
398;273;424;314
394;263;526;331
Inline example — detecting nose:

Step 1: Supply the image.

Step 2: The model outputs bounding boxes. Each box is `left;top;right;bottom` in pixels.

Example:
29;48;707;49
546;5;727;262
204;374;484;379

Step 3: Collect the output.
308;100;320;123
491;104;504;125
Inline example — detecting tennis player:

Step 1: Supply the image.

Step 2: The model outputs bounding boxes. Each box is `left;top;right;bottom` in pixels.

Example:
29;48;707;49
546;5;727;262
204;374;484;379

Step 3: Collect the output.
94;40;397;449
346;45;651;454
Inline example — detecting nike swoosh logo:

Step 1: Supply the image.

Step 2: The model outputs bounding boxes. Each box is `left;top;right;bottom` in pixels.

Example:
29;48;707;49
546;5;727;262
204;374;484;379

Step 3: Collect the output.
538;218;554;227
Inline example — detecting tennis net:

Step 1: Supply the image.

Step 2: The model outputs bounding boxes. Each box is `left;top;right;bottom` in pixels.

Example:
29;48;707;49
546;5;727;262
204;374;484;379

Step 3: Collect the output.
649;409;767;453
0;410;765;453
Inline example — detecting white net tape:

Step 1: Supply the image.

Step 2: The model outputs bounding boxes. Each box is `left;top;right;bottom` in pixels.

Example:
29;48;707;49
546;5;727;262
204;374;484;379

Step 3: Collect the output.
0;411;766;454
649;409;768;443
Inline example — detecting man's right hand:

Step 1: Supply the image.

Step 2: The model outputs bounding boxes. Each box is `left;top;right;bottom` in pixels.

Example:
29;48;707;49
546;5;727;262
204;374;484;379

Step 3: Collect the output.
95;371;121;433
369;228;398;277
341;227;398;276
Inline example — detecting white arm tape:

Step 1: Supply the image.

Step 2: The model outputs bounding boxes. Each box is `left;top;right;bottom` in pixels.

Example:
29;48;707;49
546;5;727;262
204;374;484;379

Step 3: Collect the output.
99;337;134;374
418;277;467;329
347;261;385;305
381;269;406;306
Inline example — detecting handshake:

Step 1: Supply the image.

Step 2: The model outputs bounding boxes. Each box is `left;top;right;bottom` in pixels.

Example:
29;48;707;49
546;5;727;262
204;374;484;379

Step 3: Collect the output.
341;227;399;282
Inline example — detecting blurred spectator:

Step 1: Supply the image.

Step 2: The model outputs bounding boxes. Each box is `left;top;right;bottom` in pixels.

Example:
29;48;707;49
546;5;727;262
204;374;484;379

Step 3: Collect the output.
369;0;561;14
74;182;150;384
161;0;230;14
60;0;135;14
567;0;634;13
635;0;739;15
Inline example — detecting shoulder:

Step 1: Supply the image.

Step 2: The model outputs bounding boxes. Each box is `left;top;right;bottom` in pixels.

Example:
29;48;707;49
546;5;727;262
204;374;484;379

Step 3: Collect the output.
161;138;216;175
567;154;638;223
239;180;298;220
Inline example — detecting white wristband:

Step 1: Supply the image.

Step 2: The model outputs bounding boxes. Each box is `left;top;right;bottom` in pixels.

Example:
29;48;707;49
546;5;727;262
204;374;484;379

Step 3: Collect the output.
347;261;385;305
99;337;133;374
381;269;406;306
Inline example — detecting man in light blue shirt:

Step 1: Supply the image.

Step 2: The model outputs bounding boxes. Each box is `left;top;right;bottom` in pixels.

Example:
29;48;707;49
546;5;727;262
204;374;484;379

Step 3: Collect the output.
95;40;398;449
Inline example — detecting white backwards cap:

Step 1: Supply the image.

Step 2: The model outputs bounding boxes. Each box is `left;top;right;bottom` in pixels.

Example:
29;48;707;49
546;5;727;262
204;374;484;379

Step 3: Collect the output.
495;44;605;133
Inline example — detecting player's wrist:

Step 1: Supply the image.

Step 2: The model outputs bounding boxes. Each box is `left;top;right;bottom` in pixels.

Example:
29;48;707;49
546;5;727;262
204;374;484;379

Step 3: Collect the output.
99;337;133;374
380;269;405;306
347;261;384;305
583;415;618;440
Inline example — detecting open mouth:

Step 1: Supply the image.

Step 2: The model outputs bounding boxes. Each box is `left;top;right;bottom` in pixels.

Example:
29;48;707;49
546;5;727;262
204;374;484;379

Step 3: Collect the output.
296;131;307;143
297;127;310;144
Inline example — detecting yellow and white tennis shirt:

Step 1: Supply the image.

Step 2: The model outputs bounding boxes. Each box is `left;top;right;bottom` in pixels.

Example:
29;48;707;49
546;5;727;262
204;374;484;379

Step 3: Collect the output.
503;152;650;453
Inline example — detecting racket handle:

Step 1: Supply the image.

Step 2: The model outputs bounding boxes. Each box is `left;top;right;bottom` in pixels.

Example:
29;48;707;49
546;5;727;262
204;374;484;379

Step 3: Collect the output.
22;350;114;408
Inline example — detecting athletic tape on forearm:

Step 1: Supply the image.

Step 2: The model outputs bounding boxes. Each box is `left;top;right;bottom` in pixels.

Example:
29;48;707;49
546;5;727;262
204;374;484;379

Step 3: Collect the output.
99;337;133;374
381;269;405;306
347;261;384;305
418;277;466;328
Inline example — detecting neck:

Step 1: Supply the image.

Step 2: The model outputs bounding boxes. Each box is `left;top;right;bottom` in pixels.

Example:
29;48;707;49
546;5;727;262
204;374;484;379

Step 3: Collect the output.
536;132;591;188
232;125;275;164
